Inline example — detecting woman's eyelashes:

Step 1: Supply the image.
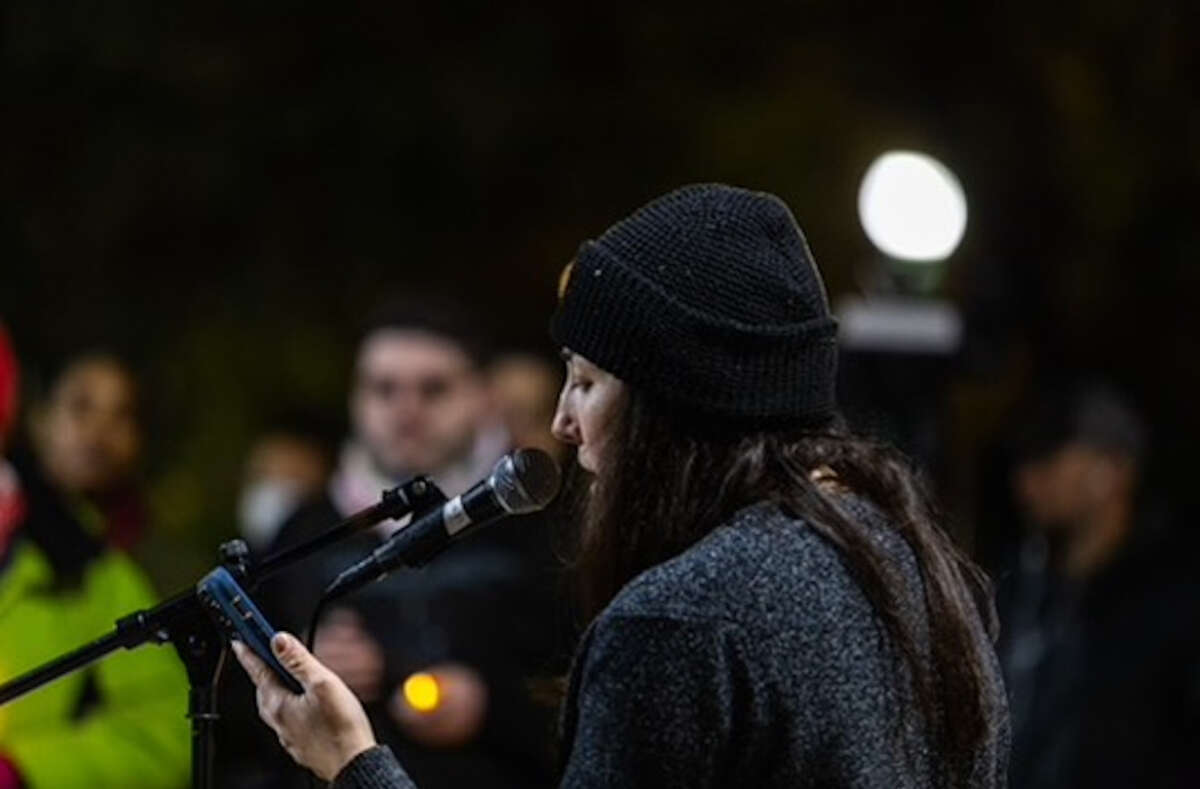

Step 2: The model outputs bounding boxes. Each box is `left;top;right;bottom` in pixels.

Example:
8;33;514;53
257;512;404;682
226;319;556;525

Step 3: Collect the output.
564;362;592;393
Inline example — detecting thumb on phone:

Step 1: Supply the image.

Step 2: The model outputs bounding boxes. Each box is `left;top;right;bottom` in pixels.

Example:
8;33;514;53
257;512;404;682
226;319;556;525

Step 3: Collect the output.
270;632;326;688
231;640;277;690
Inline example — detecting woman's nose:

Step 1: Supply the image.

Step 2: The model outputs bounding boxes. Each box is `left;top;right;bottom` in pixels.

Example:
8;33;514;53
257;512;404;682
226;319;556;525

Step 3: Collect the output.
551;394;580;446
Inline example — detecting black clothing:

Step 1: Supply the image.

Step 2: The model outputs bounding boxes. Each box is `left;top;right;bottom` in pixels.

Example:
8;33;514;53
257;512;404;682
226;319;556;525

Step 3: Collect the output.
998;529;1200;787
4;449;103;584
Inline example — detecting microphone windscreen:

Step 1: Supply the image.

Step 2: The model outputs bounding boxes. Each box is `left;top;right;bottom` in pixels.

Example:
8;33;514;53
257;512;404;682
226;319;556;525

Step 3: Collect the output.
494;448;560;514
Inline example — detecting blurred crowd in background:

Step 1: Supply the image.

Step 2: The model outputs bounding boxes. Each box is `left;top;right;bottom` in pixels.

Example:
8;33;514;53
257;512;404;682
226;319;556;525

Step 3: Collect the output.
3;2;1200;787
0;314;574;789
4;294;1200;787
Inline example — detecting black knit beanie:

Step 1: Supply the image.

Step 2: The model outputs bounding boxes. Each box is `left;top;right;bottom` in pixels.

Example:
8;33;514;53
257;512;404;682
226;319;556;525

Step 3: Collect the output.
551;183;838;427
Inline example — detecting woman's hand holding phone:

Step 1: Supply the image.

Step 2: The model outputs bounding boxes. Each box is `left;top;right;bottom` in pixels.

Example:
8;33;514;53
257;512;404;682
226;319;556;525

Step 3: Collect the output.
233;631;378;782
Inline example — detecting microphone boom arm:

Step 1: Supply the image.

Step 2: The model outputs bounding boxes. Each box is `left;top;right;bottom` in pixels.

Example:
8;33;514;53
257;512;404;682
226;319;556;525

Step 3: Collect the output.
0;474;448;789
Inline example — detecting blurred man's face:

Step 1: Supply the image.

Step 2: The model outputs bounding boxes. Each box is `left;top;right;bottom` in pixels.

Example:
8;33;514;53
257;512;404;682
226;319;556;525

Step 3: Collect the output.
489;355;565;462
37;358;140;494
351;330;486;477
1014;444;1126;532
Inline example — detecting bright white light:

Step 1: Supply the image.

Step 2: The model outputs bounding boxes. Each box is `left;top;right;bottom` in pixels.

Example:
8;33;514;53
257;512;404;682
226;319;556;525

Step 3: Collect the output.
857;151;967;262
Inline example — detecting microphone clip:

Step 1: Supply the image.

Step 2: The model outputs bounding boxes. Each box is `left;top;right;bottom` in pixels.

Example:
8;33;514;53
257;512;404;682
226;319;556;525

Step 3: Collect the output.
380;475;448;521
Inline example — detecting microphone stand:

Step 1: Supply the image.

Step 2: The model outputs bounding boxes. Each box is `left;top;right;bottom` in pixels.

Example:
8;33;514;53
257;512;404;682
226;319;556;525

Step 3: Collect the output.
0;475;447;789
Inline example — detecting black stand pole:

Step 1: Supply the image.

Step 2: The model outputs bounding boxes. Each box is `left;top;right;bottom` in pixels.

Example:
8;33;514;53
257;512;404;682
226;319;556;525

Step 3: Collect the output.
0;475;446;789
167;588;229;789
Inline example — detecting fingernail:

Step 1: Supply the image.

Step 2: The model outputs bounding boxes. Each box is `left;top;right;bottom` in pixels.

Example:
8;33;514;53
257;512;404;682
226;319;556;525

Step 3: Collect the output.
271;633;289;655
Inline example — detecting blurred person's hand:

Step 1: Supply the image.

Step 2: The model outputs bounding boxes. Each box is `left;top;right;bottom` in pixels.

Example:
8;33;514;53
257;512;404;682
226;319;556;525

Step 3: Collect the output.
389;663;488;747
233;633;377;782
312;607;385;703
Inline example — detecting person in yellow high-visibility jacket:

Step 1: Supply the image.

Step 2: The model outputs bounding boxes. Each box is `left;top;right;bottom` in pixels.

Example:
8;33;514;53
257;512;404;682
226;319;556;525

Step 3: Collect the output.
0;533;190;788
0;334;188;789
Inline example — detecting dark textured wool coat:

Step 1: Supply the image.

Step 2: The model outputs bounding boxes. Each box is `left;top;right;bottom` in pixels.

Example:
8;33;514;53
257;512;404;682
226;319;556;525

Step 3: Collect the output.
334;498;1010;788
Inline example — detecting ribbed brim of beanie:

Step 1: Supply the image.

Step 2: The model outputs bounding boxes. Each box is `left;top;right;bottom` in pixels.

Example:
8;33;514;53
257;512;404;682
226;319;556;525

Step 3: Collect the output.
551;184;838;426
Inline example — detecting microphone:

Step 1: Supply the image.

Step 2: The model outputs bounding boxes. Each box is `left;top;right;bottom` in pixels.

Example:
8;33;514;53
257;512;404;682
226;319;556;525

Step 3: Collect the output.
322;448;560;601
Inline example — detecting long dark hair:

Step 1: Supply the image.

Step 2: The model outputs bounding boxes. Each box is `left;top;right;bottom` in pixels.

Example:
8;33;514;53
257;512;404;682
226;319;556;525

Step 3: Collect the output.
561;389;1000;783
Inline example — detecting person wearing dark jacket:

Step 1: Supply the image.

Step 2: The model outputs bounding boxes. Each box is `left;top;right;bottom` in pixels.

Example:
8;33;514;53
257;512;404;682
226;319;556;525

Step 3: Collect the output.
220;303;566;789
997;383;1200;787
234;184;1010;788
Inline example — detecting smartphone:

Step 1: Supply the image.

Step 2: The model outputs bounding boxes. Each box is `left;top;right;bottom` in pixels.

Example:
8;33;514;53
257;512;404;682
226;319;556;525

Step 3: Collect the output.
196;567;304;694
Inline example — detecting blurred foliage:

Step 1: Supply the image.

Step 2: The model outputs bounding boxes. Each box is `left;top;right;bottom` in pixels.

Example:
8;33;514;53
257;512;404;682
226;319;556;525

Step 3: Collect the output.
2;1;1198;582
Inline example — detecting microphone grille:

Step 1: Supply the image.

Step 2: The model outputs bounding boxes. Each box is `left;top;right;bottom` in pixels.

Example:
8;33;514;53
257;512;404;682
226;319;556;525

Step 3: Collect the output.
492;448;561;514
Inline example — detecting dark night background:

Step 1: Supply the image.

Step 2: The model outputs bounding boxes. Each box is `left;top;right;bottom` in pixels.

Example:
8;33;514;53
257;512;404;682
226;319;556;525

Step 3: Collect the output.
2;1;1198;580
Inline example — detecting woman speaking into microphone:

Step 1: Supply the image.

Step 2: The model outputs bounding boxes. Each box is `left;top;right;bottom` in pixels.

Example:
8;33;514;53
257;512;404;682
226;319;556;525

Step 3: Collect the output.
235;184;1009;788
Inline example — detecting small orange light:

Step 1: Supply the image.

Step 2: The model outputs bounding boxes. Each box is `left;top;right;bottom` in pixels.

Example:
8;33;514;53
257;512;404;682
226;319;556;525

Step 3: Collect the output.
403;672;441;713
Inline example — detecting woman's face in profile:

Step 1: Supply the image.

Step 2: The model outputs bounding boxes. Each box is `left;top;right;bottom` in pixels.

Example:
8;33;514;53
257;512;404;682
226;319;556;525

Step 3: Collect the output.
551;350;627;475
